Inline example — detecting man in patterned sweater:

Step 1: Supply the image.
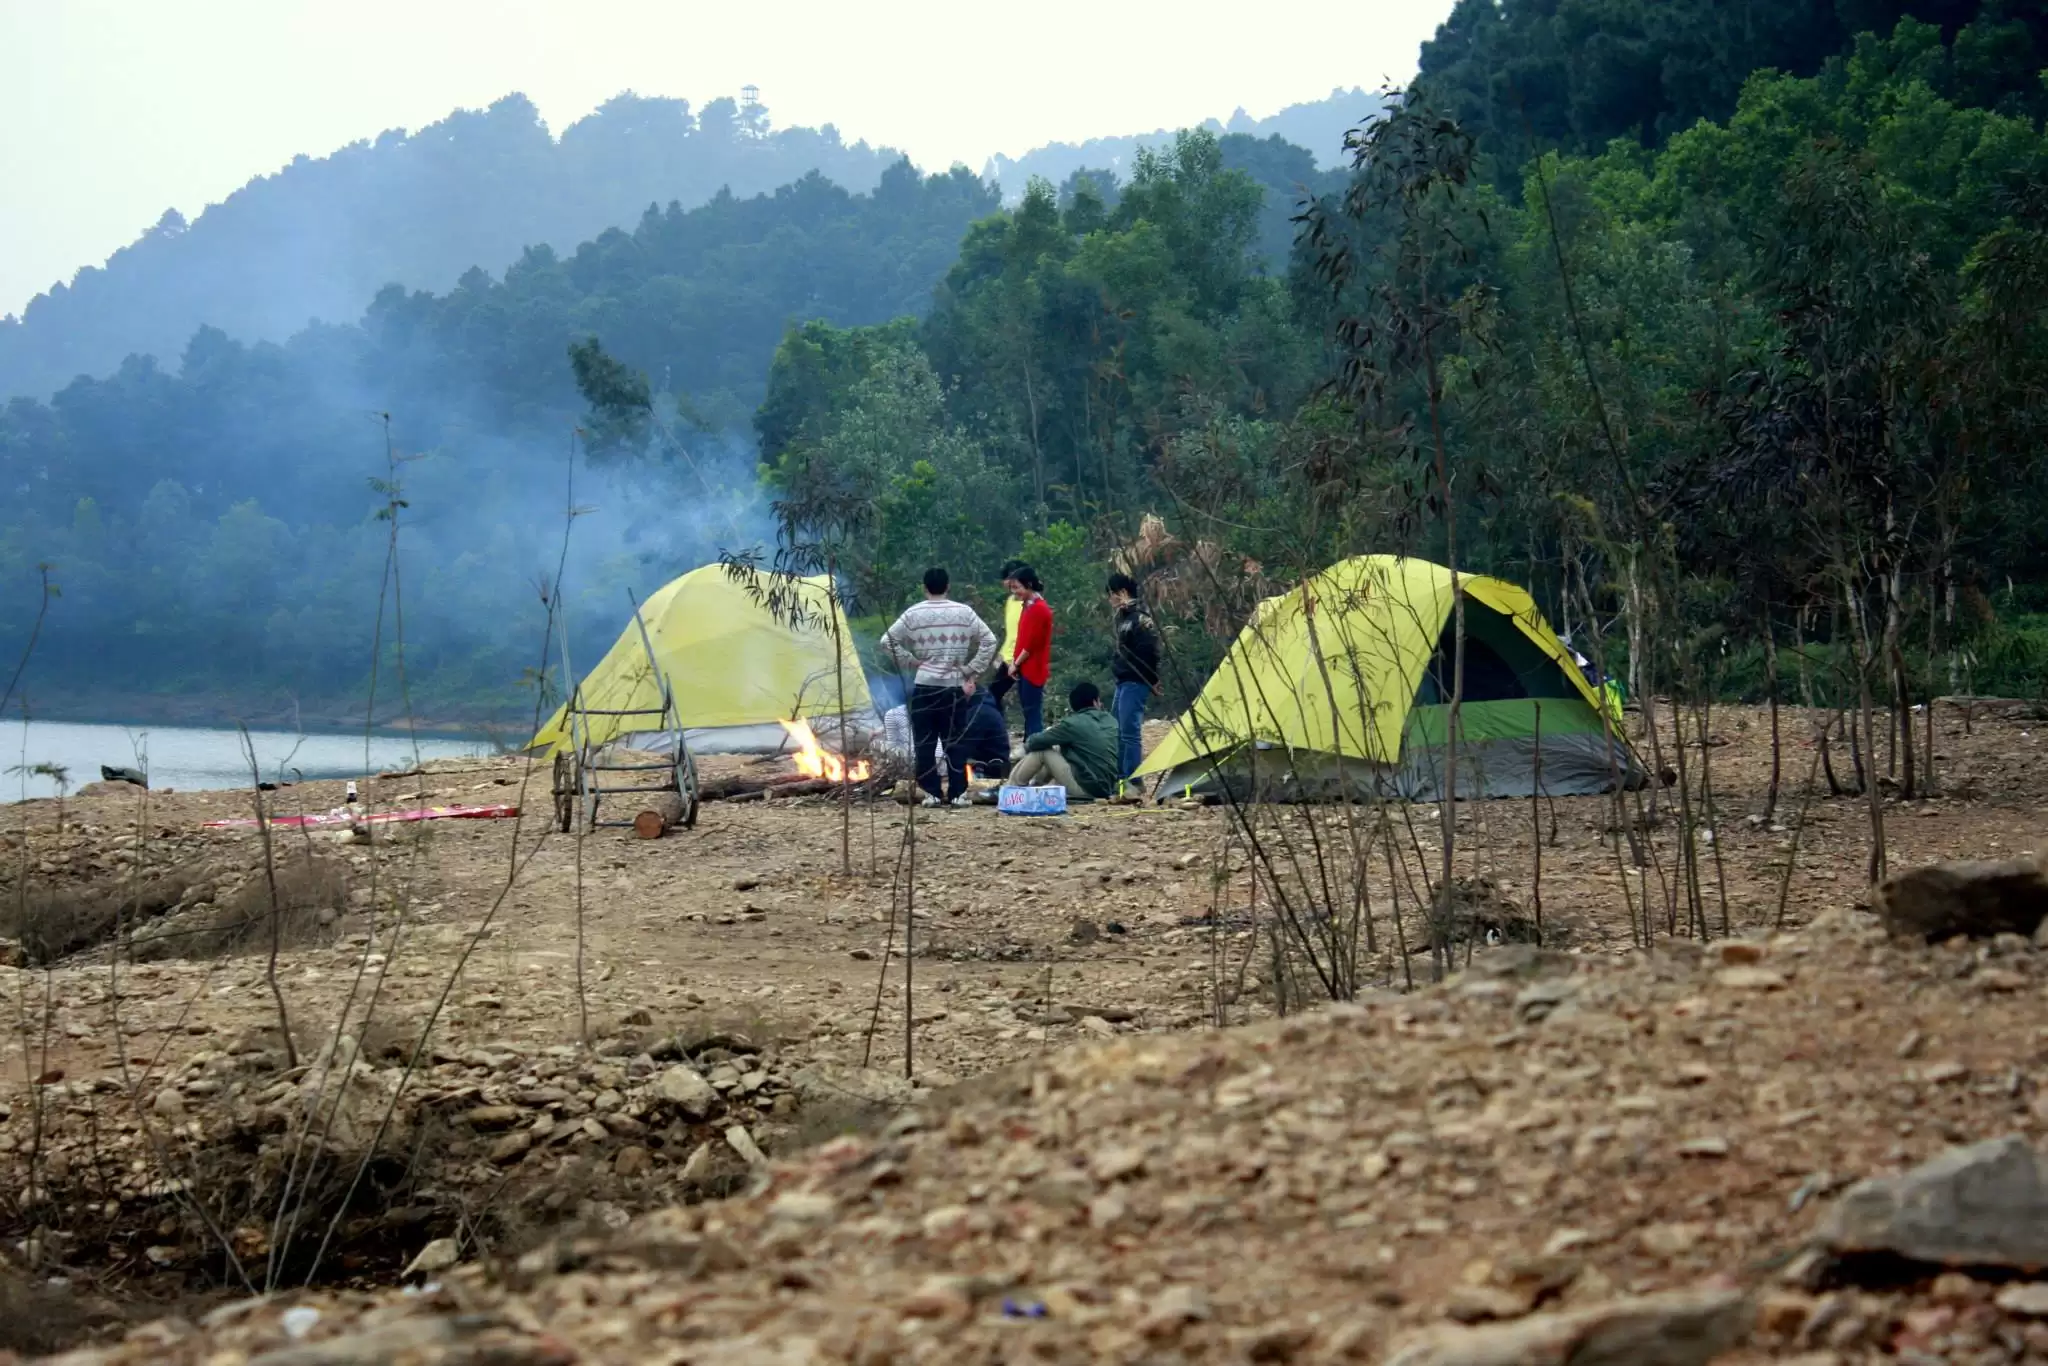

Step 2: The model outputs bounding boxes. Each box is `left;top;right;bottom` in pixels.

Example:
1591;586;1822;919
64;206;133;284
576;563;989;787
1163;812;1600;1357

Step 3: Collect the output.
879;567;999;807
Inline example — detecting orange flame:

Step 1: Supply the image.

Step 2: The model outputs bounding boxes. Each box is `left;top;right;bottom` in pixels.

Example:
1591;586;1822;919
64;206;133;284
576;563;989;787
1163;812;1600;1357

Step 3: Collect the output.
965;763;977;786
778;718;872;783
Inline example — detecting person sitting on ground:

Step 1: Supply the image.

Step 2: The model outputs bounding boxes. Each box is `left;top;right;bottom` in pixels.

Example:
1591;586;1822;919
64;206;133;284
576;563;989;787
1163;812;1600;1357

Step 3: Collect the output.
946;687;1012;795
1009;681;1120;801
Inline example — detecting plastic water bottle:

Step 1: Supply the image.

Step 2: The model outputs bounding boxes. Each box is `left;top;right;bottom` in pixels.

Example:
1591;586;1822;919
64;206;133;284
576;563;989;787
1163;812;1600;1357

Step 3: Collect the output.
345;781;359;806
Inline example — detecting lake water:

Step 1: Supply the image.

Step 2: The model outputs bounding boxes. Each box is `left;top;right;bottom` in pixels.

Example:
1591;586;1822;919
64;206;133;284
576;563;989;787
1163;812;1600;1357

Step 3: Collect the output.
0;720;487;800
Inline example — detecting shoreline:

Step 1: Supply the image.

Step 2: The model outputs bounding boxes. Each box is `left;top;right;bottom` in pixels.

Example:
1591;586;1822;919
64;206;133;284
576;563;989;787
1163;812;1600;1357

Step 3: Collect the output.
11;694;517;737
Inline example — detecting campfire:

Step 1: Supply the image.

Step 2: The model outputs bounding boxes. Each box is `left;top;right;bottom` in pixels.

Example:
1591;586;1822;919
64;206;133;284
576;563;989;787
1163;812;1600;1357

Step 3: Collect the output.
778;718;872;784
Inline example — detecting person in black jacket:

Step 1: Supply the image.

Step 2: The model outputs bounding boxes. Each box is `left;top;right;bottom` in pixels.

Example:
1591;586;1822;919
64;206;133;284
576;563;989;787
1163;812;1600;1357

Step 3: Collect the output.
944;687;1012;800
1106;572;1160;786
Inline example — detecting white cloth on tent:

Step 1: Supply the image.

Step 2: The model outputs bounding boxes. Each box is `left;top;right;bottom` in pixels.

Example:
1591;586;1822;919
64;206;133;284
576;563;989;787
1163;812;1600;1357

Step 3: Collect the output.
879;704;958;764
881;705;914;760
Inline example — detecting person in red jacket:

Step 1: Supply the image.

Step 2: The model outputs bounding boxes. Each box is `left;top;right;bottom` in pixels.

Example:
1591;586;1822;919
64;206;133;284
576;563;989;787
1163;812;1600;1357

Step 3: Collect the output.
1006;563;1053;737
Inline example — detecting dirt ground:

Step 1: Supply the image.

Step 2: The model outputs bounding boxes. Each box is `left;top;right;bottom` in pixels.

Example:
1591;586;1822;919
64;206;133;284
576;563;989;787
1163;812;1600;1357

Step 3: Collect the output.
3;701;2047;1359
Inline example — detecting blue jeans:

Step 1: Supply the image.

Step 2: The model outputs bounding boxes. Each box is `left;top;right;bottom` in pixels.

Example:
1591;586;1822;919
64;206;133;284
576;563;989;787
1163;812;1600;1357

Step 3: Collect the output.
1018;679;1045;738
1112;681;1149;783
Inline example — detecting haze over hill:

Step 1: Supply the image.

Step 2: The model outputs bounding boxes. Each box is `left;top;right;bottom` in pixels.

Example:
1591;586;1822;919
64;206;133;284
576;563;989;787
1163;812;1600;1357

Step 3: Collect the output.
0;85;1379;406
0;0;2040;731
0;92;903;402
981;87;1383;200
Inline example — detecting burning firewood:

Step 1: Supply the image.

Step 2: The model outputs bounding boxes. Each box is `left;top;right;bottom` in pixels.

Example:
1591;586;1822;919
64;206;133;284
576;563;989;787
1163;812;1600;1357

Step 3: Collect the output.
777;718;871;783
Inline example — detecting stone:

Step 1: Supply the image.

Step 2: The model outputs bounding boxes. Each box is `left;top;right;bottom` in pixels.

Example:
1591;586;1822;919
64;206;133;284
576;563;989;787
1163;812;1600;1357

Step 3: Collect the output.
1638;1223;1707;1257
1929;1271;1987;1303
1238;1322;1314;1362
1140;1284;1211;1337
1995;1283;2048;1317
1677;1136;1731;1159
1089;1143;1148;1182
1445;1285;1533;1323
1755;1291;1815;1338
725;1124;768;1166
403;1236;459;1276
1515;979;1576;1023
1087;1189;1131;1231
654;1065;720;1119
1716;940;1767;965
249;1315;460;1363
680;1141;713;1183
1714;966;1787;991
1079;1015;1117;1037
1873;859;2048;942
613;1145;649;1178
922;1204;974;1240
771;1191;838;1224
788;1062;915;1110
151;1088;187;1120
463;1104;522;1130
902;1274;974;1319
487;1131;531;1165
1384;1286;1750;1366
280;1305;323;1340
1819;1136;2048;1271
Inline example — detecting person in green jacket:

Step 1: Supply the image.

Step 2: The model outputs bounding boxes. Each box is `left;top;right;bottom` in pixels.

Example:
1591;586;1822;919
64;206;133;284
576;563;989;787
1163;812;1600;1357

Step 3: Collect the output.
1009;681;1120;800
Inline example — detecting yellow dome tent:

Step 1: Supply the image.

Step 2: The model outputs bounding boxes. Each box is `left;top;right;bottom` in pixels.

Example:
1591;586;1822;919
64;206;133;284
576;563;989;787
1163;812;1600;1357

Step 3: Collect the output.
1139;555;1640;802
530;566;871;757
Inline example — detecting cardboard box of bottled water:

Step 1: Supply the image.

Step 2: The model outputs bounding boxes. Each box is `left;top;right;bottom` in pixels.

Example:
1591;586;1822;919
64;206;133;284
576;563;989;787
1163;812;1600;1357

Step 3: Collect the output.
997;784;1067;816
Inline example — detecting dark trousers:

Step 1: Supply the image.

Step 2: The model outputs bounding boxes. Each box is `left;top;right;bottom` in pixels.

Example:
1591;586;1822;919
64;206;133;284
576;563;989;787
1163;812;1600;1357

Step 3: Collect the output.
910;683;965;800
946;738;1007;795
1018;678;1045;737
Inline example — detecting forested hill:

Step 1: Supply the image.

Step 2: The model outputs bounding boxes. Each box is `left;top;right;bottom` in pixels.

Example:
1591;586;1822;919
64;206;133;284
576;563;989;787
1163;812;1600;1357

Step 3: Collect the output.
0;93;901;401
1415;0;2047;176
0;162;998;725
982;87;1378;199
743;11;2048;715
0;112;1347;727
5;0;2046;730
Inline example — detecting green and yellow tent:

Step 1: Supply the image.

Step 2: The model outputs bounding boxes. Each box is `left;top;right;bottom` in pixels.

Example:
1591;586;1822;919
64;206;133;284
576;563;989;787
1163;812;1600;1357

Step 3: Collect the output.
1140;555;1641;802
531;566;870;757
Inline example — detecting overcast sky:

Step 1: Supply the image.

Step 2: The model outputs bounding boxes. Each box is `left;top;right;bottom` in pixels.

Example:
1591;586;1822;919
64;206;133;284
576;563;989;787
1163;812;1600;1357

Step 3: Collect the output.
0;0;1450;318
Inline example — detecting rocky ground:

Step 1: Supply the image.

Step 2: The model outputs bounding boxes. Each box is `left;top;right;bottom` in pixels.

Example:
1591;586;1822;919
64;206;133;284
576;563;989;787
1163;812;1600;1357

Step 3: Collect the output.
1;703;2046;1362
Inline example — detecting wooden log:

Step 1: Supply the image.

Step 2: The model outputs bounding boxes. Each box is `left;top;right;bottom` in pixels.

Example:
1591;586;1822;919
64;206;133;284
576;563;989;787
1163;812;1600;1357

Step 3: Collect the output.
632;791;687;839
765;779;835;800
700;771;835;802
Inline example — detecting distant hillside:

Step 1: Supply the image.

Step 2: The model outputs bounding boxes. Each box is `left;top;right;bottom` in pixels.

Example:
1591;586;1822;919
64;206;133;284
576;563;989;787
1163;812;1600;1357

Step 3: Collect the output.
0;92;903;401
982;87;1381;201
0;162;998;721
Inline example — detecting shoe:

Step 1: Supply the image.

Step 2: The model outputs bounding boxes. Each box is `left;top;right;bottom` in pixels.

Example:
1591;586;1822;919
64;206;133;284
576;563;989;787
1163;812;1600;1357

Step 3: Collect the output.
949;795;972;807
919;794;942;808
